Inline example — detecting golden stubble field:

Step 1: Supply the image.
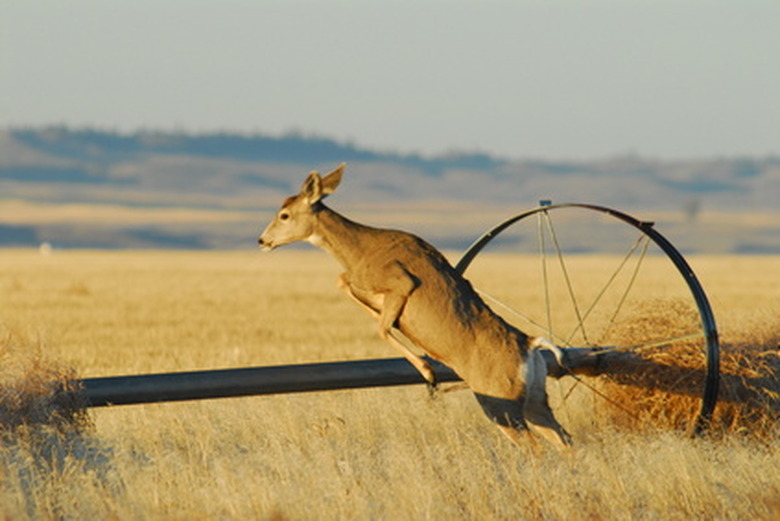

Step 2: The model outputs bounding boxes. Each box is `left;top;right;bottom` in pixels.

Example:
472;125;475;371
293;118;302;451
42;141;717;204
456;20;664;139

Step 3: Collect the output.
1;249;779;520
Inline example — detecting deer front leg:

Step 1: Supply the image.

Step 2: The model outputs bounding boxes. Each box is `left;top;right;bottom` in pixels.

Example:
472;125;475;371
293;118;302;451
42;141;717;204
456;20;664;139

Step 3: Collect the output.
338;273;380;319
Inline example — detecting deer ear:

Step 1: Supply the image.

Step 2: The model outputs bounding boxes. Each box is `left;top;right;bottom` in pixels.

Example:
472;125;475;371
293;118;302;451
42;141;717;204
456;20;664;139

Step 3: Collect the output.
301;171;323;204
321;163;344;196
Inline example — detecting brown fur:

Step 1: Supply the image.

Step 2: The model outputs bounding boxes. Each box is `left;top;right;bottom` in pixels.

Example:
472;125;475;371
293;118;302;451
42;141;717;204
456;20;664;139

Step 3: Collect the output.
259;165;571;448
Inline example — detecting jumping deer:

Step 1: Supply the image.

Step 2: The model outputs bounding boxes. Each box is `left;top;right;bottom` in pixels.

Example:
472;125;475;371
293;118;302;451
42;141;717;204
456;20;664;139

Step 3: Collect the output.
258;164;572;448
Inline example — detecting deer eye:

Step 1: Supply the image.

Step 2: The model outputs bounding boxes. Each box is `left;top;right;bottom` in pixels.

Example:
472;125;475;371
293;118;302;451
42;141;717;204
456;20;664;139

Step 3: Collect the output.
279;211;290;221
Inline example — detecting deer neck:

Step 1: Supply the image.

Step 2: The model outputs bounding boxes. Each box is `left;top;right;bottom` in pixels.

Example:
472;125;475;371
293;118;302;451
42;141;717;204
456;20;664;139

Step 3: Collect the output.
309;206;374;269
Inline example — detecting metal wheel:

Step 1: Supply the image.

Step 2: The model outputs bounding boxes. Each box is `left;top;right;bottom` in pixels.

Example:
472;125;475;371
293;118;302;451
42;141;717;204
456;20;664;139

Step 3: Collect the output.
455;203;719;435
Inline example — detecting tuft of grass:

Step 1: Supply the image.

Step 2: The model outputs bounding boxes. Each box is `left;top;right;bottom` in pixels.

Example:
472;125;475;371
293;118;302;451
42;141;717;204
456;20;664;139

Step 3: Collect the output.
1;328;119;520
593;298;707;431
590;299;780;437
0;329;89;434
715;327;780;437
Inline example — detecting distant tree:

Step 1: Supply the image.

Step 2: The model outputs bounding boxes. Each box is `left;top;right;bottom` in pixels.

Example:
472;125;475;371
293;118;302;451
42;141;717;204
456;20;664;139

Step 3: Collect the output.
683;198;701;223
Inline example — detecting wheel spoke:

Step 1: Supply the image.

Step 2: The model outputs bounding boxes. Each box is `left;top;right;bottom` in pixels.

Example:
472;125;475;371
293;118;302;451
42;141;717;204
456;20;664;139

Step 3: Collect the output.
537;211;554;341
597;234;651;344
475;289;570;347
621;331;705;353
541;210;589;345
559;371;648;425
565;233;650;346
594;331;705;355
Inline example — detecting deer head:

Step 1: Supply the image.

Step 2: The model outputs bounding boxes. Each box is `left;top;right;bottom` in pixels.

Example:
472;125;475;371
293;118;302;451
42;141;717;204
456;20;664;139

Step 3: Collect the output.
258;164;344;251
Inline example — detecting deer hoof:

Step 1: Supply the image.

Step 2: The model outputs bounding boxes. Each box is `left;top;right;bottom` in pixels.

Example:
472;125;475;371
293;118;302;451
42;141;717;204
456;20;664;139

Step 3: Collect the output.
426;380;441;399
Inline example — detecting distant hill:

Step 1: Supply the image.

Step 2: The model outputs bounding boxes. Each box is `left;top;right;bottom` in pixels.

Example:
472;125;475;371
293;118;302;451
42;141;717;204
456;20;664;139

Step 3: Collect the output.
0;126;778;252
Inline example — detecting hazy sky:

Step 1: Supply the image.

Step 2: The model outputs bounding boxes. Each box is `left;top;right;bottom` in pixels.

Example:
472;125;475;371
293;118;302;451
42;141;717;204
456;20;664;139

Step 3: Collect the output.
2;1;778;160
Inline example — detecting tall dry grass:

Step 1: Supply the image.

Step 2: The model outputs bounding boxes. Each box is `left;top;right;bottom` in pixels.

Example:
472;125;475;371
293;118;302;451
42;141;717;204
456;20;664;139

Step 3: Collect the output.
0;249;778;519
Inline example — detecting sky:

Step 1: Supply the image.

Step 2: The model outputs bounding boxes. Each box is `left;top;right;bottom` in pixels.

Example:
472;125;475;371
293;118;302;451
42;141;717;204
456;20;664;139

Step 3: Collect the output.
2;1;779;160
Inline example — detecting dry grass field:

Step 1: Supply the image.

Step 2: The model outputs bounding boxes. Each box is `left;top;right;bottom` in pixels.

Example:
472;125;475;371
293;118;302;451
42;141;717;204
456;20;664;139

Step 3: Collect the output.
1;249;779;520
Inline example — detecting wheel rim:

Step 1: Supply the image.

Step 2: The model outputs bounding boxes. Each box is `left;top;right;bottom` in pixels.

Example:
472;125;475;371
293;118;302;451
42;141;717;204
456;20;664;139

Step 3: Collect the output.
455;203;720;434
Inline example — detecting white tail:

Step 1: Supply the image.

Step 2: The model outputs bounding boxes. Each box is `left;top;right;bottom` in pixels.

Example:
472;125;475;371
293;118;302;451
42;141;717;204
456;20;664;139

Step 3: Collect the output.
258;165;571;448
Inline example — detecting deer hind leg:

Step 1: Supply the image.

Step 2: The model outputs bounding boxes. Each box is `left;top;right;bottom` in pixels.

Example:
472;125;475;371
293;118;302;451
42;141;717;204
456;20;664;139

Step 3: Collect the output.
522;349;573;449
377;282;438;387
473;392;537;446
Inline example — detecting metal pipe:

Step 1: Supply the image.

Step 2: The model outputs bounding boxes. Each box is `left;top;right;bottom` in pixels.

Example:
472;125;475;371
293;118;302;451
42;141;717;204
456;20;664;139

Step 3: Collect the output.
80;357;461;407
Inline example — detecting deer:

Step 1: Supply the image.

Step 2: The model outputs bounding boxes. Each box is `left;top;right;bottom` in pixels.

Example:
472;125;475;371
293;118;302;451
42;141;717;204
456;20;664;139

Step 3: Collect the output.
258;164;572;449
